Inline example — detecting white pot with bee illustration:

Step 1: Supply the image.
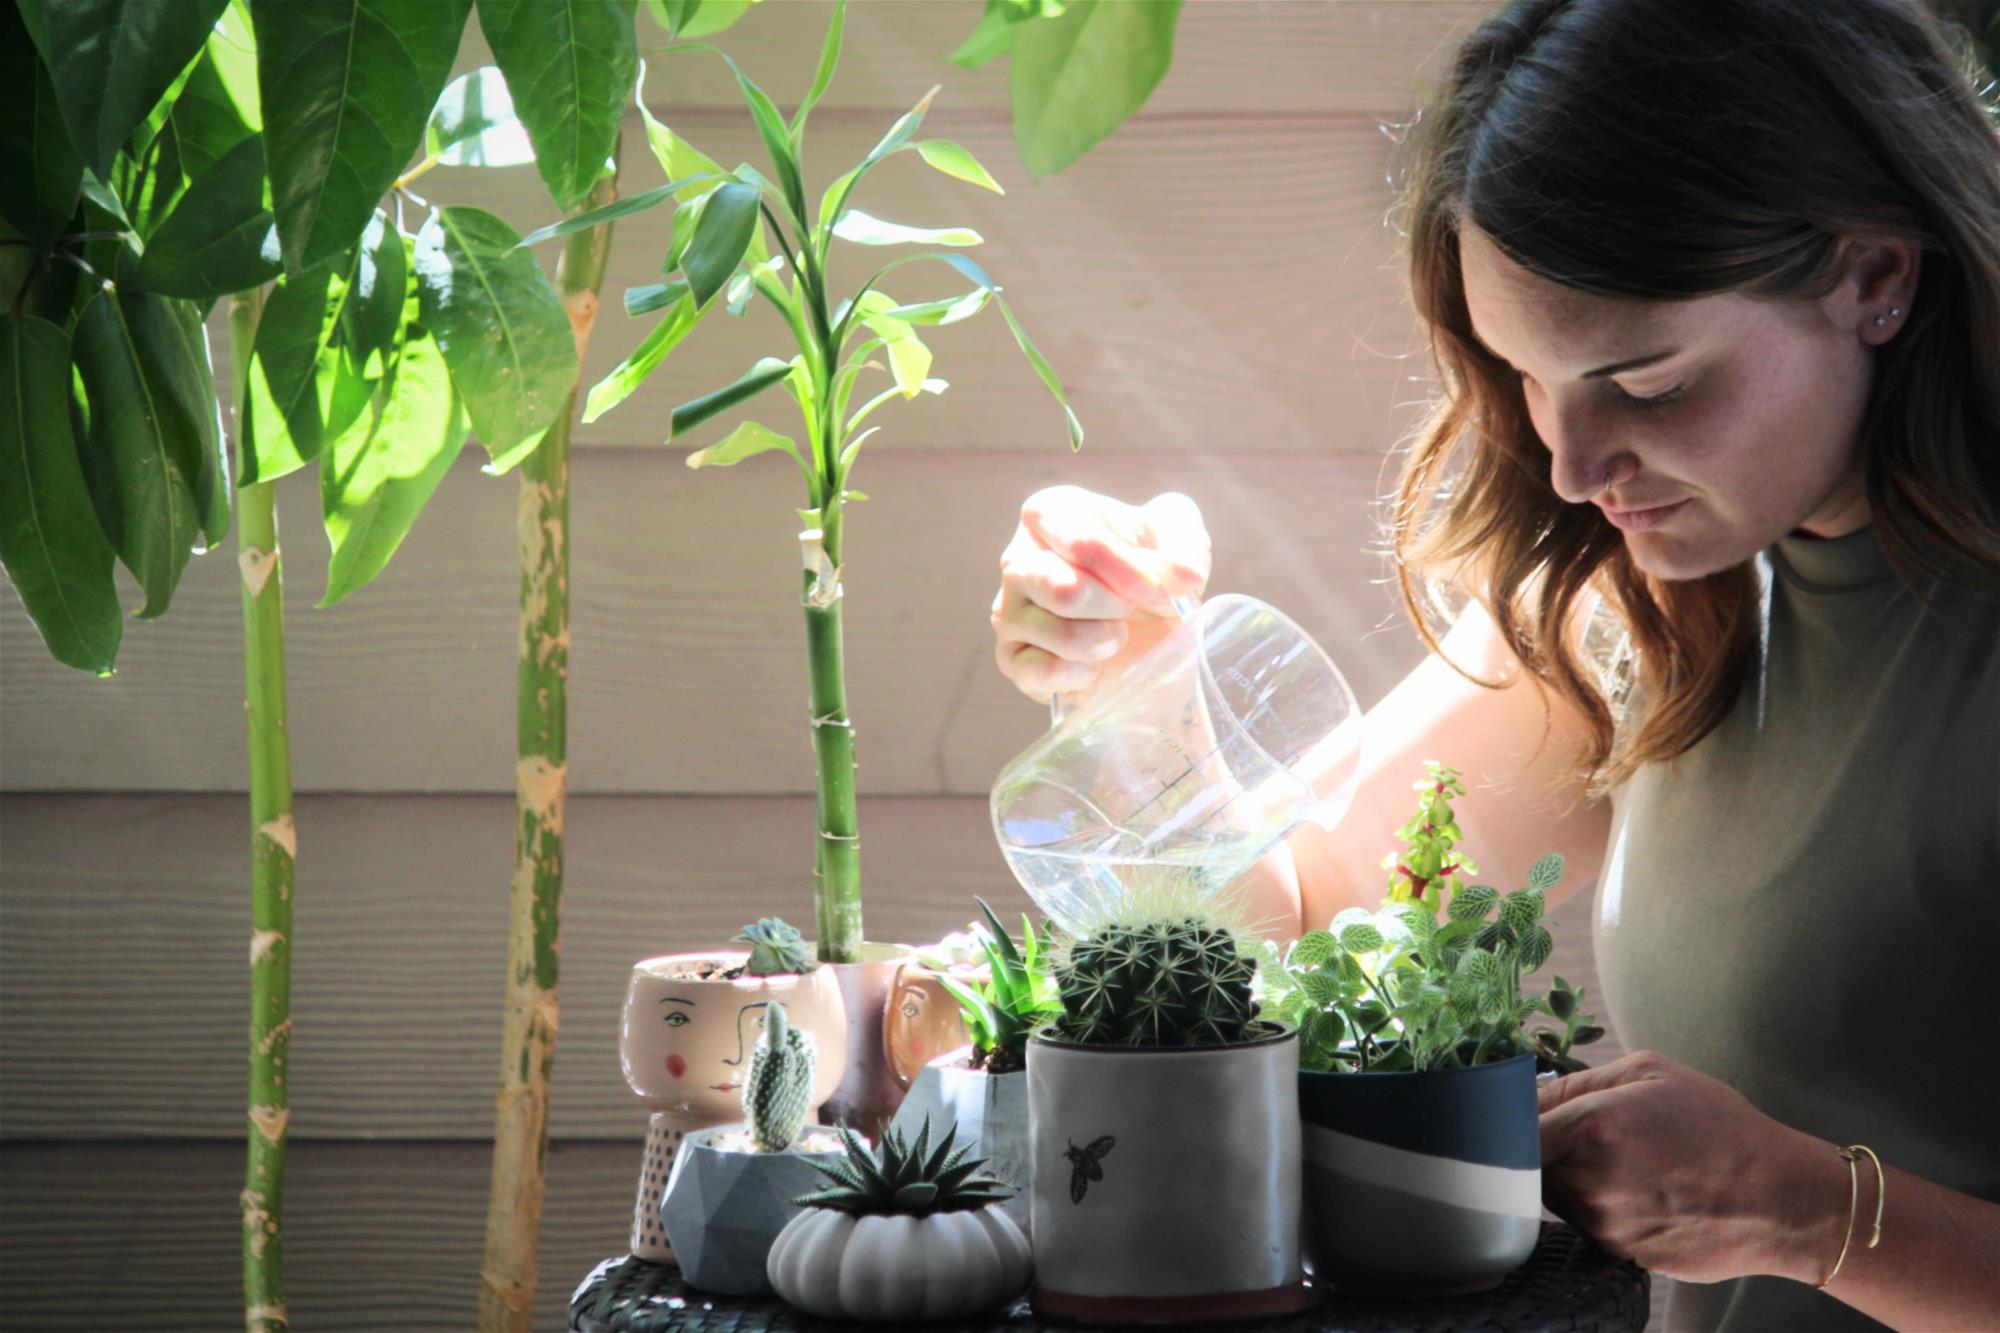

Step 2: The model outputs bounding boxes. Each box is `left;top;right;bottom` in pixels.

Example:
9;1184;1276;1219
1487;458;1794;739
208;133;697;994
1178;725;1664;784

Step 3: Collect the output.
1025;1028;1306;1324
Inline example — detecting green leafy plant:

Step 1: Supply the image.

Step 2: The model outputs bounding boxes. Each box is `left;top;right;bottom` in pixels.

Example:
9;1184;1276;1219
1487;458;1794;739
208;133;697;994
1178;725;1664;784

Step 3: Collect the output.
744;1001;817;1152
933;897;1061;1074
1044;872;1278;1048
735;916;817;976
1527;975;1606;1076
1259;764;1602;1074
793;1115;1014;1217
521;0;1079;966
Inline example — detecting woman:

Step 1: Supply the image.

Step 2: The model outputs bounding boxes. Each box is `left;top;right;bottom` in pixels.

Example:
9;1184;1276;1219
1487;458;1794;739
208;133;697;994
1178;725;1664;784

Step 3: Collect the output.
987;1;1999;1328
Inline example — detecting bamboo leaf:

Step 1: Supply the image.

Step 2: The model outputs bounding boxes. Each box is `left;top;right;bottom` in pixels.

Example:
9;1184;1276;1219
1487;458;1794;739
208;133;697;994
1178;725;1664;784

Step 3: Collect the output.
474;0;635;210
814;84;940;236
685;419;801;471
320;329;468;606
668;356;793;441
915;140;1004;194
69;291;208;617
0;313;123;673
17;0;228;179
635;61;770;265
884;331;932;398
415;206;579;468
1010;0;1181;178
624;279;691;319
125;135;281;300
787;0;847;148
832;210;983;248
583;292;703;423
515;173;721;248
256;0;471;271
427;66;536;168
681;180;762;307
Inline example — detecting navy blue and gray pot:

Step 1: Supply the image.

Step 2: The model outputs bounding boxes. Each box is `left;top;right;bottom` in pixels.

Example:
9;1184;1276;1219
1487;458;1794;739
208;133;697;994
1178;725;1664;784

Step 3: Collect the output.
1297;1052;1541;1295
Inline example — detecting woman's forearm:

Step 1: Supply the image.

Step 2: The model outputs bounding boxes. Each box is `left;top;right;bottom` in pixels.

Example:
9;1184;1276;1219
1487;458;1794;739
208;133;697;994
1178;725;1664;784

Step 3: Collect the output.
1769;1133;2000;1330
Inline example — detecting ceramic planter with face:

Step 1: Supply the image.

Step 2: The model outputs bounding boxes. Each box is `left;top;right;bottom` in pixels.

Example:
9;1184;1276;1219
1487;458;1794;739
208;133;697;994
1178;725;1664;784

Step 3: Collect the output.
1026;1028;1308;1325
618;953;847;1260
887;1045;1029;1231
818;942;917;1140
657;1124;848;1296
883;961;977;1090
1297;1052;1541;1295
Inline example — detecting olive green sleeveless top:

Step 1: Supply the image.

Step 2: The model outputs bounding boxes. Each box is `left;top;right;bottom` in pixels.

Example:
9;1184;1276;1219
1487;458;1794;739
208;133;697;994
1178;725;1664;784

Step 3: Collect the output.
1591;523;1999;1332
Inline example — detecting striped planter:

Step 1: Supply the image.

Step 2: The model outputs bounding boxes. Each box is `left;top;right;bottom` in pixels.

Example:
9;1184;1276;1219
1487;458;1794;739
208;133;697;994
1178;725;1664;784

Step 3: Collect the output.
1298;1053;1541;1295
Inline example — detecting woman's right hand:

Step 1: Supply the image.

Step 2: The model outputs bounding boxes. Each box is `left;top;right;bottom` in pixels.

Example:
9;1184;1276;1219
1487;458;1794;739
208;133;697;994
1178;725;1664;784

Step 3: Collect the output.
990;486;1212;707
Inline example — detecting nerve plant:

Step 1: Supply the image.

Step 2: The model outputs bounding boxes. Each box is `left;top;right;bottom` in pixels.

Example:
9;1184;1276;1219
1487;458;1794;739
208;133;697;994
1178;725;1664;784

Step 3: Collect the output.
519;0;1080;965
1258;760;1604;1074
933;897;1061;1074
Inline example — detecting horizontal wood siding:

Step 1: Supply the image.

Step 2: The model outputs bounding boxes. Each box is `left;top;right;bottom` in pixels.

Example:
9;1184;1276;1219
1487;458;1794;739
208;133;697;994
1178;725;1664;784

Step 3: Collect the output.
0;791;1618;1139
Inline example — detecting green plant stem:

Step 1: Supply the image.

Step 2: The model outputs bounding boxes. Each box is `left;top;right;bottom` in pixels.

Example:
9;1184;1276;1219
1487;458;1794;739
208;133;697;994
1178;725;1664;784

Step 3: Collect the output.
478;153;622;1333
233;286;295;1333
805;551;862;961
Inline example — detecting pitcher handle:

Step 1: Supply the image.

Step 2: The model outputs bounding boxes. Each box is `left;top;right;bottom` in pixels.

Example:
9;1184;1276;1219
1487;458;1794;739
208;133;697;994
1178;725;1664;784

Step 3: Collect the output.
1049;595;1201;727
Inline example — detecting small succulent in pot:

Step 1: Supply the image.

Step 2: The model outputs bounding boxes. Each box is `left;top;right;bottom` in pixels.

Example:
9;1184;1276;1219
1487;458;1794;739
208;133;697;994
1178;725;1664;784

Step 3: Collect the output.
658;1002;848;1294
735;917;817;978
935;897;1061;1074
766;1115;1031;1323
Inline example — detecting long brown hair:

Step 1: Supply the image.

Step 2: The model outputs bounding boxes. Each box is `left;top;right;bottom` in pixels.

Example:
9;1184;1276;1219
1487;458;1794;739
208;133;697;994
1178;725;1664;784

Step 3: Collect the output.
1385;0;2000;808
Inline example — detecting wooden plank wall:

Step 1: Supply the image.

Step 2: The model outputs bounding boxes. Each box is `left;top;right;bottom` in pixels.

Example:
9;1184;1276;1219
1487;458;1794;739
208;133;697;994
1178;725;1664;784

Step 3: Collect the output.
1;3;1630;1328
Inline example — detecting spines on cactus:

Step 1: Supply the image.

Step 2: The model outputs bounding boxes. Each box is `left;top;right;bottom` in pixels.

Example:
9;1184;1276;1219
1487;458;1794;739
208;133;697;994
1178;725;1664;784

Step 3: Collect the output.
735;916;816;976
792;1116;1014;1217
745;1001;817;1153
1050;917;1265;1046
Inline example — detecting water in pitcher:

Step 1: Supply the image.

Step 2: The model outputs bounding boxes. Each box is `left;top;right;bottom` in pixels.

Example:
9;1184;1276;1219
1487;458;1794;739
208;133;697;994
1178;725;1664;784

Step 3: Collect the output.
998;828;1263;936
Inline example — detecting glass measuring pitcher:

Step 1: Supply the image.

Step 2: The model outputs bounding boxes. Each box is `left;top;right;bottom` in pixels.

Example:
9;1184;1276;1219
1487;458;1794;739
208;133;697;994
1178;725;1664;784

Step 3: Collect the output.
990;594;1363;932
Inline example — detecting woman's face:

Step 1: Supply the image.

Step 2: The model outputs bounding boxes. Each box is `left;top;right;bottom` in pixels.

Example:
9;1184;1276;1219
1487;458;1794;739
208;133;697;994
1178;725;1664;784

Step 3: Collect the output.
1456;224;1910;581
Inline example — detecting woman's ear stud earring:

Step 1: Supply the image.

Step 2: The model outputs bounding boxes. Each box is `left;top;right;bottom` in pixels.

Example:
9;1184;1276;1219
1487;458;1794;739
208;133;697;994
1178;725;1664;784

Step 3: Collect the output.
1874;306;1904;328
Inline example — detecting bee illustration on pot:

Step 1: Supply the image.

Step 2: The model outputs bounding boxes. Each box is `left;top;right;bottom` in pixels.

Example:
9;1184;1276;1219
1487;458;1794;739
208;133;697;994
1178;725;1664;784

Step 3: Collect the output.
1064;1135;1116;1203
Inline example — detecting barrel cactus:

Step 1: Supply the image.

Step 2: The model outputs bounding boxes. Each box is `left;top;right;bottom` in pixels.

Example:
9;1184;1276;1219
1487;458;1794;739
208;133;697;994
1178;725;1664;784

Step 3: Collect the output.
745;1001;816;1152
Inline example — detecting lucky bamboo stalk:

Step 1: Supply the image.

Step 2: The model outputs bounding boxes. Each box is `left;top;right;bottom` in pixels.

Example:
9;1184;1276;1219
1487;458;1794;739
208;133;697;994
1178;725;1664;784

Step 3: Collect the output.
233;287;297;1333
478;151;622;1333
804;519;862;963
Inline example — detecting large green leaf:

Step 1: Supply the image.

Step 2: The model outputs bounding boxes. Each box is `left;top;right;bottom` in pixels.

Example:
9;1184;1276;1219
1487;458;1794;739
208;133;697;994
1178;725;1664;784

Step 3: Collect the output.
16;0;229;180
255;0;471;272
125;135;281;299
413;205;578;468
319;328;468;606
158;297;232;546
0;314;123;673
169;0;261;180
69;291;209;617
668;355;793;441
474;0;636;211
426;67;536;168
680;180;761;306
339;212;408;380
1010;0;1181;178
582;292;703;423
242;259;363;484
0;9;85;250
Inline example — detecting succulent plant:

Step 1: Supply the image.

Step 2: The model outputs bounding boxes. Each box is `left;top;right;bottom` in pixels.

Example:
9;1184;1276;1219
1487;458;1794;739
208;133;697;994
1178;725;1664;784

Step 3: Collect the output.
734;916;815;976
744;1001;817;1152
1048;915;1271;1046
935;897;1062;1073
793;1116;1014;1217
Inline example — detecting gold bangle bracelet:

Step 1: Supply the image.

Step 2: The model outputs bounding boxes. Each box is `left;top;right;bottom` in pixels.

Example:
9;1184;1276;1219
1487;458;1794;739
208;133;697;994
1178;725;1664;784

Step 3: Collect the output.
1816;1143;1887;1290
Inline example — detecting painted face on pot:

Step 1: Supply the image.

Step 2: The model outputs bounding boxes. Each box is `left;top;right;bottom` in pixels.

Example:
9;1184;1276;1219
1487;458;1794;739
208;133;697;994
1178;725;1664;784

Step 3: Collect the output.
1455;224;1918;581
884;963;976;1089
619;953;852;1118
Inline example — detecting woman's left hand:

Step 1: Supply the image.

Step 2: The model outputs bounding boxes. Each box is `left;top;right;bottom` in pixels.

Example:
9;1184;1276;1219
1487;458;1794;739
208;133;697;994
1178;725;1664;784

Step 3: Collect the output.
1538;1050;1842;1285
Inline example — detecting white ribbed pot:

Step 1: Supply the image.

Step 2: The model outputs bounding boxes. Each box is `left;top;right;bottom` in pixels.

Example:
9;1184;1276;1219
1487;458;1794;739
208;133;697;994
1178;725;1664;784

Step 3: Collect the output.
657;1124;847;1297
766;1202;1032;1323
1026;1027;1308;1325
887;1046;1029;1231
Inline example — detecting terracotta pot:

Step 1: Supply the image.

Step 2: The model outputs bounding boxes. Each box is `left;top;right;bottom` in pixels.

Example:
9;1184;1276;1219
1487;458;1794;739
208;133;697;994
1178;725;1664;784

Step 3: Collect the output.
657;1123;848;1297
888;1045;1030;1232
1027;1027;1308;1325
883;961;978;1090
817;943;910;1141
1298;1052;1541;1295
617;952;847;1261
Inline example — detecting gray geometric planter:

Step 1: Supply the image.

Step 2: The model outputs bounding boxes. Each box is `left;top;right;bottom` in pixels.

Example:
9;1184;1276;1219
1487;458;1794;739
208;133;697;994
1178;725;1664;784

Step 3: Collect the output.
657;1124;846;1297
887;1047;1030;1232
